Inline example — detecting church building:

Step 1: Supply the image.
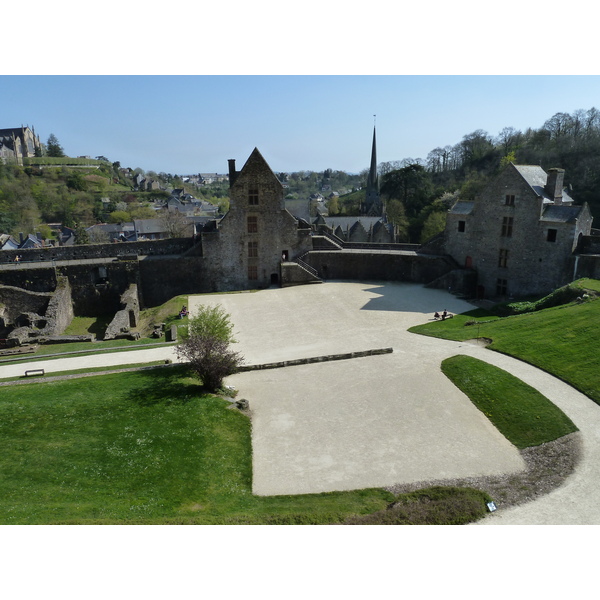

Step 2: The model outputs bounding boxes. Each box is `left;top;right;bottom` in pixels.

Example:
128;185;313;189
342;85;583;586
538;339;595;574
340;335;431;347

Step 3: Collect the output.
0;126;41;164
313;125;397;243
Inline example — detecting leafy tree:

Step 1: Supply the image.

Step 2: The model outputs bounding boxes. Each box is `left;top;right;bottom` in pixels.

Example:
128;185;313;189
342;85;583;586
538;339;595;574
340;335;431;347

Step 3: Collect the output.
327;195;339;215
46;134;65;157
176;305;243;391
186;304;236;343
385;198;409;241
74;223;90;245
108;210;131;224
420;211;447;243
380;164;434;219
66;172;87;191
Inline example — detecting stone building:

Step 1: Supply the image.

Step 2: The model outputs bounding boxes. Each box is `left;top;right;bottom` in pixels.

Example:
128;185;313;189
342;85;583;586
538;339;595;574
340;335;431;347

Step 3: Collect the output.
201;148;313;291
0;126;41;164
445;163;594;299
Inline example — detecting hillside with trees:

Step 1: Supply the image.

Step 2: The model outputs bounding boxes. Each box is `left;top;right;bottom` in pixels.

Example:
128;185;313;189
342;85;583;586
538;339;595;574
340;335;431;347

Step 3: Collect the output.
377;107;600;243
0;135;227;245
2;108;600;246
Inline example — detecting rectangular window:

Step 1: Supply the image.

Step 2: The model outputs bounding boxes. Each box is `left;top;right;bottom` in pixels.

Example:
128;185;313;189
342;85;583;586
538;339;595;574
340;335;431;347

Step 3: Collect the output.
248;241;258;257
458;220;466;233
247;216;258;233
248;189;259;205
505;194;515;206
248;265;258;280
498;248;509;268
547;228;557;242
501;216;513;237
496;278;508;296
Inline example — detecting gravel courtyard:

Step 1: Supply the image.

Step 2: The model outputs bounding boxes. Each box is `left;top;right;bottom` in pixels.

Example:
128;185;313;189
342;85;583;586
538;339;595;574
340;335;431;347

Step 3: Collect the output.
189;281;527;496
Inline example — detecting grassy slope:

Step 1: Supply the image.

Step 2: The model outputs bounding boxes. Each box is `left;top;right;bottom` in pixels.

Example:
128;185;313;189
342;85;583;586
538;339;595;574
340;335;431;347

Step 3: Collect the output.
410;296;600;405
441;355;577;448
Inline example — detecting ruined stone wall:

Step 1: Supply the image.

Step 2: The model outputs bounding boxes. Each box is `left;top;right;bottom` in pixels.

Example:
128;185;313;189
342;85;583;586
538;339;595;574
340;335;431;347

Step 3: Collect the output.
43;276;74;335
0;285;52;326
58;261;140;315
138;256;210;307
1;276;74;345
104;284;140;340
0;265;57;292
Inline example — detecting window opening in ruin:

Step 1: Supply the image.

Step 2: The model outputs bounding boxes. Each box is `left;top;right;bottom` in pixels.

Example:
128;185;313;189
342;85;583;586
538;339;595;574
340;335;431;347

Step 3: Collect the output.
505;194;515;206
458;220;466;232
248;241;258;257
498;248;509;268
501;216;513;237
248;189;259;205
496;278;508;295
247;216;258;233
547;228;557;242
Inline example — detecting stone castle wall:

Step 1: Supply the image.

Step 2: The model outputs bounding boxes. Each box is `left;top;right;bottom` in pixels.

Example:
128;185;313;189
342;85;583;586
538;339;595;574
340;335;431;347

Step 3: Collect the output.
0;237;195;265
305;250;456;284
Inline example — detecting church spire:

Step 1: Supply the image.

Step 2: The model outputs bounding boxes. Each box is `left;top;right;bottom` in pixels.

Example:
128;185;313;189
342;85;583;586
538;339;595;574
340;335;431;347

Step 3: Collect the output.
361;120;383;216
366;123;378;194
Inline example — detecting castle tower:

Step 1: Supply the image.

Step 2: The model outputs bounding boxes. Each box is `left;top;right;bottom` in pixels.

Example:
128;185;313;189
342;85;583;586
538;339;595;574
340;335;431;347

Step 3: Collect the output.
361;125;383;216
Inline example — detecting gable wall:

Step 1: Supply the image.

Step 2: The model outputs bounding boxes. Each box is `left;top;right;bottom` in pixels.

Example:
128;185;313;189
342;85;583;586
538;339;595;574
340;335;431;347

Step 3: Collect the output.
201;152;312;291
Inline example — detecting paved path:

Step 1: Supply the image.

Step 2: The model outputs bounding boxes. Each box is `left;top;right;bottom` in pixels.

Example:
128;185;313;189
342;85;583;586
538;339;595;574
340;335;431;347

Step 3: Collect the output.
0;345;179;380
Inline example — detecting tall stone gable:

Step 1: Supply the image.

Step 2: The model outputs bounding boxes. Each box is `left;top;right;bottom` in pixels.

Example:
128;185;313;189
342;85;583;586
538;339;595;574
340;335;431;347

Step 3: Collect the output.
201;148;312;291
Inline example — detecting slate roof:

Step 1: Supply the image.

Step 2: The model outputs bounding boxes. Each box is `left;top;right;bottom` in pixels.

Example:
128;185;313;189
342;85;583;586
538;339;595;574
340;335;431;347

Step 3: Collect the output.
315;216;384;230
448;201;474;215
540;204;584;223
513;164;574;204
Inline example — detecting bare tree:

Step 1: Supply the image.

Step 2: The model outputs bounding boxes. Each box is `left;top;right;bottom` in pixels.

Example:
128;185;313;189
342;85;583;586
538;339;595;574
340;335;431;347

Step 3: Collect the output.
176;335;244;392
158;208;190;238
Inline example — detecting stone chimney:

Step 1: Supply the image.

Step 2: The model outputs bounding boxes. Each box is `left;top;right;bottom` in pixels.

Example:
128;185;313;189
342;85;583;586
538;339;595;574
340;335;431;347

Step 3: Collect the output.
228;159;237;188
546;168;565;205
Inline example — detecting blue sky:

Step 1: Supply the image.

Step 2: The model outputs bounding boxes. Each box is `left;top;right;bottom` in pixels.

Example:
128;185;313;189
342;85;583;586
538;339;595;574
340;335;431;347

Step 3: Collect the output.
3;2;600;177
3;75;600;176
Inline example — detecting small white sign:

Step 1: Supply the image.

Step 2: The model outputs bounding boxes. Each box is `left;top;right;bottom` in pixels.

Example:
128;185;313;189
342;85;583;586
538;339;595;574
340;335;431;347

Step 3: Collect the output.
487;501;497;512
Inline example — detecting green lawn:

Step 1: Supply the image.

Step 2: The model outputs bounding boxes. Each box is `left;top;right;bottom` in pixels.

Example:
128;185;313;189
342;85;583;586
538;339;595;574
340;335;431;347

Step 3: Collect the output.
0;366;395;524
410;291;600;405
441;356;577;448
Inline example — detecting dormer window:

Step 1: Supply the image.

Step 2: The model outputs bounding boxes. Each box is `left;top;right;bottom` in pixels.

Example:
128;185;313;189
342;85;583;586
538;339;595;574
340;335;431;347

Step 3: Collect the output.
248;189;259;205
